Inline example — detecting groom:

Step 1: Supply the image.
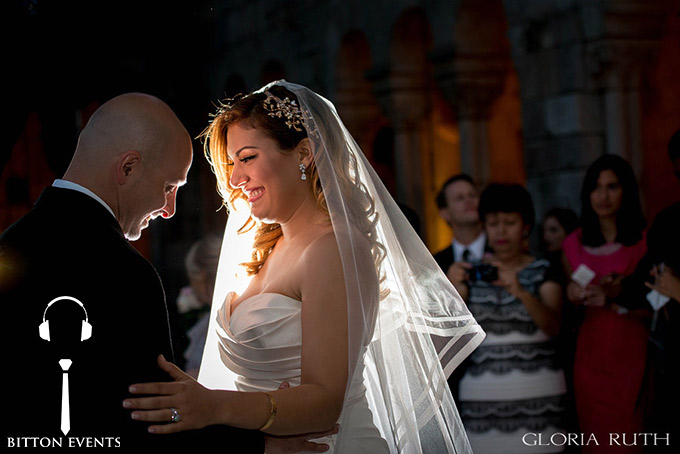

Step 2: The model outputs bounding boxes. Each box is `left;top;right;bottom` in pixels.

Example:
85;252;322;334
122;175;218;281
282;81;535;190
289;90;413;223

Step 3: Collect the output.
0;93;265;450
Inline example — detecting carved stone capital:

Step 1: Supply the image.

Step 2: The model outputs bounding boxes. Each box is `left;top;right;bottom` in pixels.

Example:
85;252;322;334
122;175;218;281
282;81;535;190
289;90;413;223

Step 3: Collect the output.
367;65;429;130
586;38;659;89
584;0;673;89
430;47;509;121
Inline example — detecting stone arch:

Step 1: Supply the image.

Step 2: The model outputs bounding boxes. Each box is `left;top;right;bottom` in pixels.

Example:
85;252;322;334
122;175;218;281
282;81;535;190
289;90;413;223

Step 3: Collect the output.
449;0;524;186
390;7;433;75
427;0;523;250
378;7;435;239
334;29;388;166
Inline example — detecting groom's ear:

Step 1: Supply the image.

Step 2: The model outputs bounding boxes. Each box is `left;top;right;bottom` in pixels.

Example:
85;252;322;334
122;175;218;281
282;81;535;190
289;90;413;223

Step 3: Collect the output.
115;151;142;185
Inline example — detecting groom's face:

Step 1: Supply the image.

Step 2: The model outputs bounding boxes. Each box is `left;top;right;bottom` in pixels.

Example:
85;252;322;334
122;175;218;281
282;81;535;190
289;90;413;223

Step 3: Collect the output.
121;144;192;241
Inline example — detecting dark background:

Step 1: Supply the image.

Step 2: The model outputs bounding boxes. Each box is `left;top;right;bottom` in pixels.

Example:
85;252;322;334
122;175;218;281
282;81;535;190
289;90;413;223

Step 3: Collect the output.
2;0;225;363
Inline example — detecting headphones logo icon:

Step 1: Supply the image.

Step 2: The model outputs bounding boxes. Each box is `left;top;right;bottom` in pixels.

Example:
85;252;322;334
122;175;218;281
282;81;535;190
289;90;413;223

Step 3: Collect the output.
39;296;92;342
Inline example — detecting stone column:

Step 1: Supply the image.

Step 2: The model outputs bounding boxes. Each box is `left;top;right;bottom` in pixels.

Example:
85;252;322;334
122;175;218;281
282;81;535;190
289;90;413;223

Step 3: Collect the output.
369;66;429;220
586;39;659;177
334;74;383;157
582;0;675;177
431;48;508;186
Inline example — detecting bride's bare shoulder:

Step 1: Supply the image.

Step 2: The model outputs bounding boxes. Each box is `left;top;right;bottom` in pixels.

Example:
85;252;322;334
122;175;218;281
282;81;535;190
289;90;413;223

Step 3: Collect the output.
301;224;371;261
301;229;340;263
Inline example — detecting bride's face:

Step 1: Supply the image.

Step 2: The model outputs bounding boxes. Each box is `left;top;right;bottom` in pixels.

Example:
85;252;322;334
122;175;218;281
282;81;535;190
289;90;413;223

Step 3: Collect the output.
226;121;306;223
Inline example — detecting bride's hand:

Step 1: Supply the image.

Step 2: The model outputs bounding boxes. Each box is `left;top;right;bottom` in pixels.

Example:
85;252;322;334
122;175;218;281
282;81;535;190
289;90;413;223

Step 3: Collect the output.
123;355;221;434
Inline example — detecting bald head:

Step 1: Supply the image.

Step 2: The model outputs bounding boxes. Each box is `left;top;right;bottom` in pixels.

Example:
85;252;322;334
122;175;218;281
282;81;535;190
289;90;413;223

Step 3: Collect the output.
74;93;188;167
62;93;193;240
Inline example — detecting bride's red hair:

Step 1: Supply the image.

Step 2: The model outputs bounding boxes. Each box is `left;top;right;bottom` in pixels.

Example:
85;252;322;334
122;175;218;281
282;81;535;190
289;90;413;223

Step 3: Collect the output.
201;86;326;275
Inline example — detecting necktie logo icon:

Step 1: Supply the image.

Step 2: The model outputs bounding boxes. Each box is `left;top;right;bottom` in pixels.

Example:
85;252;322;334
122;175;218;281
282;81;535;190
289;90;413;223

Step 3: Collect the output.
58;359;73;436
39;296;93;435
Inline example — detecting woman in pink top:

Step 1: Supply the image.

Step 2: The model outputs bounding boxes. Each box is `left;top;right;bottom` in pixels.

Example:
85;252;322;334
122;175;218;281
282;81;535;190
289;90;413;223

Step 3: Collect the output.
562;155;649;453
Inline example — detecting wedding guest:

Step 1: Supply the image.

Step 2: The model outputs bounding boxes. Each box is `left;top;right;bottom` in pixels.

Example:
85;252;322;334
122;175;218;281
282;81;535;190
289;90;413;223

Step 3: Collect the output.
179;234;222;378
562;154;648;454
433;174;488;400
433;174;487;291
539;208;579;378
452;183;567;454
541;207;579;272
621;129;680;452
638;205;680;454
540;206;582;445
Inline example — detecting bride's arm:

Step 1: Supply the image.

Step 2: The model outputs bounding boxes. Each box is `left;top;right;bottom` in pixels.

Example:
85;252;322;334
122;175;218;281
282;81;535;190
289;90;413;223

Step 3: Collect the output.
259;232;349;434
124;233;349;436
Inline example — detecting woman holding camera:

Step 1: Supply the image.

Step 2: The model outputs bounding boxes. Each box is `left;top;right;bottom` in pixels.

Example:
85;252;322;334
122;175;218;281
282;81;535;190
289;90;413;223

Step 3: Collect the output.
450;183;567;454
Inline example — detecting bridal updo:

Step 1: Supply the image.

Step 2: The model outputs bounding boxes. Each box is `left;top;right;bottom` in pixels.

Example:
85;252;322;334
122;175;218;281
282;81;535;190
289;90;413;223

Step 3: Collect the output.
202;85;327;275
203;83;386;297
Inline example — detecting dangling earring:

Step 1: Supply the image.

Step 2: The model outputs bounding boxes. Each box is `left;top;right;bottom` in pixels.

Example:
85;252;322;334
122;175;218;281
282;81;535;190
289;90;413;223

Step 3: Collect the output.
522;229;530;250
299;163;307;181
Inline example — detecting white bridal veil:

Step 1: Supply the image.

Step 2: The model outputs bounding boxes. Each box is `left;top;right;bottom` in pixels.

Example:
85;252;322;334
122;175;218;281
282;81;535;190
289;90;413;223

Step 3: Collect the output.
198;80;485;453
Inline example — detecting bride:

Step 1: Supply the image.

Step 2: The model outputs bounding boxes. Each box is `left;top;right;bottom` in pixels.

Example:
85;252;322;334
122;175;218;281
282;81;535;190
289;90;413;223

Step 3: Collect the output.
124;80;484;453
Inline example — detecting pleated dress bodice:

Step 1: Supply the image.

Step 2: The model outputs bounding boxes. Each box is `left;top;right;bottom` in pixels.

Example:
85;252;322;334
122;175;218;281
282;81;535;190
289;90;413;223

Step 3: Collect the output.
216;291;388;454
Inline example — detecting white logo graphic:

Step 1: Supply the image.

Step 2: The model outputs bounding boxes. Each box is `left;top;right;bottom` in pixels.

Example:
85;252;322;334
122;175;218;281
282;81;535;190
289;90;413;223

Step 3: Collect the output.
59;359;73;435
39;296;92;342
39;296;93;435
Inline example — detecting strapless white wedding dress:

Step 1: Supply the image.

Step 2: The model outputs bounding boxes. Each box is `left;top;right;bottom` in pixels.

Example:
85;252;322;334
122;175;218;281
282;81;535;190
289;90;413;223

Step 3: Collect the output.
217;292;389;454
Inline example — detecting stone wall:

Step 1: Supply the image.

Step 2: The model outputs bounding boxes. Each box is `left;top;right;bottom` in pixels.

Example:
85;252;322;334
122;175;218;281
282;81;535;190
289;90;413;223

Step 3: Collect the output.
197;0;679;250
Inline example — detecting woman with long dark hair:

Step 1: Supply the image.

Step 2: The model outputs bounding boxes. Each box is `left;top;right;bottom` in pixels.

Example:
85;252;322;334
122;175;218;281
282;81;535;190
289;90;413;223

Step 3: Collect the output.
562;154;648;453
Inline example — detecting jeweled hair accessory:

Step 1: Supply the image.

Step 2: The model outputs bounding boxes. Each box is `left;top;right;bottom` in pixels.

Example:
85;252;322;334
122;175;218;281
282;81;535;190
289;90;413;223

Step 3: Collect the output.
213;94;242;118
263;91;318;137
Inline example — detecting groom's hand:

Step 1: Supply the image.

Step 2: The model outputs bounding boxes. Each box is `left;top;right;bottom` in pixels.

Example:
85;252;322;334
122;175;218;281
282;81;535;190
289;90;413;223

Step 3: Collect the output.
124;354;223;433
264;424;339;454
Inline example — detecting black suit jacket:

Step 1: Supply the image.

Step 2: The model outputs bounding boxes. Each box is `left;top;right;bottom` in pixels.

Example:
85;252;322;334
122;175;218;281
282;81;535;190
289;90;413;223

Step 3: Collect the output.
0;187;263;451
433;237;492;274
432;242;489;401
433;245;455;274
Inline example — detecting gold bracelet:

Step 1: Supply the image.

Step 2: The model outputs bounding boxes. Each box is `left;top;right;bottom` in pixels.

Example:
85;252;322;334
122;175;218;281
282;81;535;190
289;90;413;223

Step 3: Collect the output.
259;392;277;431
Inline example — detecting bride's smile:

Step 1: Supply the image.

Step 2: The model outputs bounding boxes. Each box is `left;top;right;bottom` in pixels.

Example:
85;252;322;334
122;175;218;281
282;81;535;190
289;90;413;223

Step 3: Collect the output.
244;187;265;203
227;121;312;225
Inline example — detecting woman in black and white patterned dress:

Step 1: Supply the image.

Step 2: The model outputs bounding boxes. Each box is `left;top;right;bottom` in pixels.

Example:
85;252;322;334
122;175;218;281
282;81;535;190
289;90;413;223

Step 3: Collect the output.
450;183;567;454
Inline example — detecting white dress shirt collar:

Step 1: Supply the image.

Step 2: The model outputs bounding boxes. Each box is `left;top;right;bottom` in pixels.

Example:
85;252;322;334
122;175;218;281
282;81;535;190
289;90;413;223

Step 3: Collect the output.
452;232;486;262
52;179;116;219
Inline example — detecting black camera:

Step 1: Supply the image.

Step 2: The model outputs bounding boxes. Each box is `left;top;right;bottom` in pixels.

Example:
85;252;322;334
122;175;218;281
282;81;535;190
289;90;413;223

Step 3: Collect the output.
467;264;498;283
